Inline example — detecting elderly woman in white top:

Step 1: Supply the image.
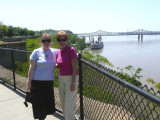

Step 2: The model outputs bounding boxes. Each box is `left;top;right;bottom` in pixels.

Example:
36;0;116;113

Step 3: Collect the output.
28;33;58;120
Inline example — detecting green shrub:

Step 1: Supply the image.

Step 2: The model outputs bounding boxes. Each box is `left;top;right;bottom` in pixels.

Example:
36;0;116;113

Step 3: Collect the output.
26;37;41;51
155;82;160;90
146;78;155;85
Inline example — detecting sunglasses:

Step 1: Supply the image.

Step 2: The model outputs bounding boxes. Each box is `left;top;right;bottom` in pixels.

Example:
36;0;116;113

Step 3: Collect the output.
42;39;51;43
57;39;67;42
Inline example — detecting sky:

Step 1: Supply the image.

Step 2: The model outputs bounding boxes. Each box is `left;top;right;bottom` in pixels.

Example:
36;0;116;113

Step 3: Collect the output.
1;0;160;33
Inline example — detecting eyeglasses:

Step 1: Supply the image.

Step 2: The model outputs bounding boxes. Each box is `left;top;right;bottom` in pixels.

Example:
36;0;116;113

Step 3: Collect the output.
57;39;67;42
42;39;51;43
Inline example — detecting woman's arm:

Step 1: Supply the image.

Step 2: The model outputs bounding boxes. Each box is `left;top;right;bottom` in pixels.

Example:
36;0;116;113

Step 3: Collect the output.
70;58;77;91
28;60;36;90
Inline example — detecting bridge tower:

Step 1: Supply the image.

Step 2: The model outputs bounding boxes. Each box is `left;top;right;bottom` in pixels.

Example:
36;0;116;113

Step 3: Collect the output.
89;35;93;42
98;35;102;43
141;35;143;42
88;35;91;42
138;35;143;42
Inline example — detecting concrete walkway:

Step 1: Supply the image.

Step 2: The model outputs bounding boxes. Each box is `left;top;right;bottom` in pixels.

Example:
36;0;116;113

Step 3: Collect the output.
0;82;64;120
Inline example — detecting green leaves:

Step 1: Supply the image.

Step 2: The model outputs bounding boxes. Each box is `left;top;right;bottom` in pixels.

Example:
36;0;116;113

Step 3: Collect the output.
146;78;160;90
82;50;113;67
124;65;143;79
117;65;143;87
94;55;114;67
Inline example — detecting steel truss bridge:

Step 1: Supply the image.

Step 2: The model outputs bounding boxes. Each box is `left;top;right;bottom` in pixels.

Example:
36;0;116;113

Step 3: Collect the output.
77;29;160;41
77;29;160;37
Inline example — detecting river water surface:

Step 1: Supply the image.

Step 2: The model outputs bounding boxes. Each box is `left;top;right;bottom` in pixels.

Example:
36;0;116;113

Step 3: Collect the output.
86;35;160;89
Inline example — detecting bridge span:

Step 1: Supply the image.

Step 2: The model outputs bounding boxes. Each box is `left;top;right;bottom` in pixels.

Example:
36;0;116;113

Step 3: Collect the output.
76;29;160;41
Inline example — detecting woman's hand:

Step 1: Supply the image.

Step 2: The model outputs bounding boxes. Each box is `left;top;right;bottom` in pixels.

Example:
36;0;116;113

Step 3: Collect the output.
28;60;36;90
71;58;77;92
70;83;75;91
55;63;60;68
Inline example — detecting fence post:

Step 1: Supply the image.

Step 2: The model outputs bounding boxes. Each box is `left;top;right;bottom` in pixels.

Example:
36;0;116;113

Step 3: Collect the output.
11;50;16;90
78;54;84;120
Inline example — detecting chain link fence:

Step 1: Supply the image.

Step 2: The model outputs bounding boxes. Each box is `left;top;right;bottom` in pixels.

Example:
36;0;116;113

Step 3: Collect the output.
0;47;31;92
0;48;14;85
79;55;160;120
0;47;160;120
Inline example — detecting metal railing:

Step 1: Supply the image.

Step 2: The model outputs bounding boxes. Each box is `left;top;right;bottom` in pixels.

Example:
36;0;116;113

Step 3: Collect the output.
0;47;160;120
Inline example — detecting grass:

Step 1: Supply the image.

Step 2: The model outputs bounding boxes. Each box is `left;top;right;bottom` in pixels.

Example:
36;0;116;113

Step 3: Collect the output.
0;78;12;84
83;84;114;103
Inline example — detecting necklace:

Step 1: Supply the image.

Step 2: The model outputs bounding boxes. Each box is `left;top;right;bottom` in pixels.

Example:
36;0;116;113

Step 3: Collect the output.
43;48;51;58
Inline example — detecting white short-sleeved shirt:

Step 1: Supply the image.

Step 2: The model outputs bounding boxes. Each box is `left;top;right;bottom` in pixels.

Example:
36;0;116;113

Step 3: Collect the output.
30;48;58;81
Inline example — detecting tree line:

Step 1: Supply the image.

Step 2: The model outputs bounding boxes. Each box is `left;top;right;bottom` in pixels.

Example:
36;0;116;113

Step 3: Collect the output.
0;25;35;39
0;24;87;52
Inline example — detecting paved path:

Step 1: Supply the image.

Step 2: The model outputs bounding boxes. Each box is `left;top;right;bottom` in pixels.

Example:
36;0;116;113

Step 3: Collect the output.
0;82;64;120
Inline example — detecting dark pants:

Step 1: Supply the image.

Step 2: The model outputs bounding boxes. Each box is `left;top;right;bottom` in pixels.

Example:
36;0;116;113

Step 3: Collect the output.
31;80;55;119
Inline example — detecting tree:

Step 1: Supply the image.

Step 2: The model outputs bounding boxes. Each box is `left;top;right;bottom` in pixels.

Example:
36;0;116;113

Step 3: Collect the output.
13;27;21;36
77;37;86;53
28;30;35;36
0;25;8;39
7;26;14;37
19;28;28;36
64;30;73;34
36;31;43;36
68;34;76;44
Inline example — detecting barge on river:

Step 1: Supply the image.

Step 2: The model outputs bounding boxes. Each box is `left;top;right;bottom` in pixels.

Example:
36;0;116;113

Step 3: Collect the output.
90;36;104;49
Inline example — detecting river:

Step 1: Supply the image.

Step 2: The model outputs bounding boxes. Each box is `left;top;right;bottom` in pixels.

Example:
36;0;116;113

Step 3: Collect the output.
85;35;160;89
